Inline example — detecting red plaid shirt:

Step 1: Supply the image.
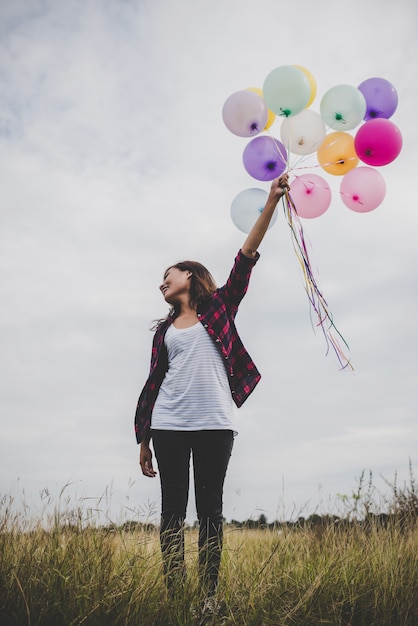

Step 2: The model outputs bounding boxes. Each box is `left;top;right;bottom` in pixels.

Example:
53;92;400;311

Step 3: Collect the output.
134;249;261;443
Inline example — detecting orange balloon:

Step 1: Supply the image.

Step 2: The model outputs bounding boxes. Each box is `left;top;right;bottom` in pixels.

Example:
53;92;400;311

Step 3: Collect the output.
247;87;276;130
317;132;359;176
293;65;317;107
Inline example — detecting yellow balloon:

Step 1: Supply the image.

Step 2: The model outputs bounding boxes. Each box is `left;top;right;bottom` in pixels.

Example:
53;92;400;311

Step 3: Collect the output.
293;65;317;108
317;132;359;176
247;87;276;130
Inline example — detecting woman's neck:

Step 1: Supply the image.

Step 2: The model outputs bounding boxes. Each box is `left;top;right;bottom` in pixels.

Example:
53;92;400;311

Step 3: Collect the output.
173;303;199;329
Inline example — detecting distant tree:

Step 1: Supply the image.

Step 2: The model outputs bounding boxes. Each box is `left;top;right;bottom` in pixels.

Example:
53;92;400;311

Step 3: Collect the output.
258;513;267;529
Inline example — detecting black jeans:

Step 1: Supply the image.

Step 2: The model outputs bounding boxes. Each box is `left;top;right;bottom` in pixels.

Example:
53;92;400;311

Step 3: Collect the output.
152;429;234;594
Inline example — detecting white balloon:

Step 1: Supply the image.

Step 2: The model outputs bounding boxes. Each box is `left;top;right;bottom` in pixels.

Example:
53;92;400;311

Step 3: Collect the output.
231;188;277;234
222;90;268;137
280;110;326;155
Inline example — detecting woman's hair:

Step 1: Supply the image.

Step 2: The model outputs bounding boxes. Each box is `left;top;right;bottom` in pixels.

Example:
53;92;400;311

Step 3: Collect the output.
152;260;217;329
170;261;217;310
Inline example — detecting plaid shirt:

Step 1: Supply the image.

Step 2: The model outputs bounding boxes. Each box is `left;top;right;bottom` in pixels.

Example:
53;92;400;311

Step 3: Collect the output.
134;249;261;444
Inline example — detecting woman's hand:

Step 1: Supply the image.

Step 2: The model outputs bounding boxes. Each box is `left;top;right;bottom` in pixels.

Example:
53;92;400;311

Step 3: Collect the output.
140;441;157;477
268;173;290;202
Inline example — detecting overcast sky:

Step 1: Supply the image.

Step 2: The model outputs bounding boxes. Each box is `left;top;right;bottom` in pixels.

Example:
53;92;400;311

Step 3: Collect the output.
1;0;417;526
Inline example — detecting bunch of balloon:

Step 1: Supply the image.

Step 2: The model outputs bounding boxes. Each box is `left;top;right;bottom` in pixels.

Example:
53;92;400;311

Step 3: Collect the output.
222;67;401;222
221;65;402;369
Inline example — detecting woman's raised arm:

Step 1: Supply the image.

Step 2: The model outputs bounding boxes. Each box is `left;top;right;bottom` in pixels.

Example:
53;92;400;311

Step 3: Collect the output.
241;174;289;259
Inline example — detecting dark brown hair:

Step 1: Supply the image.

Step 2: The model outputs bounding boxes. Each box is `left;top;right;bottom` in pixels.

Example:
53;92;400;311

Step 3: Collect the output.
152;261;217;329
169;261;217;310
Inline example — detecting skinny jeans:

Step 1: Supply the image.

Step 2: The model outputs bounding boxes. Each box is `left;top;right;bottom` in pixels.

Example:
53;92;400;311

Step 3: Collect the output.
151;429;234;594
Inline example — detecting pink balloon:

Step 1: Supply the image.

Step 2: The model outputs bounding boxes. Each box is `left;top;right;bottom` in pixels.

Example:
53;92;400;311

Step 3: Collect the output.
222;90;268;137
340;167;386;213
354;118;402;166
289;174;331;218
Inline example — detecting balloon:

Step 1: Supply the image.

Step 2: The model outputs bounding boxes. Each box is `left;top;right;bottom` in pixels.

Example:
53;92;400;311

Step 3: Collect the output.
243;135;287;181
340;167;386;213
222;90;268;137
247;87;276;130
317;132;359;176
280;110;326;155
231;188;277;233
289;174;331;218
357;77;398;120
263;65;311;118
354;118;402;166
320;84;366;130
293;65;317;107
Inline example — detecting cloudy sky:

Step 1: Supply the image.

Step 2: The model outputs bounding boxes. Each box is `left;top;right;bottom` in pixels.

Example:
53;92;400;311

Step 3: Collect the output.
1;0;417;526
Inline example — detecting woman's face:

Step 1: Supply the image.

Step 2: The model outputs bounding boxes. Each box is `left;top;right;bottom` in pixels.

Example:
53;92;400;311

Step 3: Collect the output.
159;267;191;304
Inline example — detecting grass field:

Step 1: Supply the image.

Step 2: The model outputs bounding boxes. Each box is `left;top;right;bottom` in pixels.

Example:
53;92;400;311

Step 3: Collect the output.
1;470;417;625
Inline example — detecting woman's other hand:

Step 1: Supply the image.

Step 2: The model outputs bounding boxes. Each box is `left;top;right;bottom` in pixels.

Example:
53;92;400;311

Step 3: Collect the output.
140;441;157;477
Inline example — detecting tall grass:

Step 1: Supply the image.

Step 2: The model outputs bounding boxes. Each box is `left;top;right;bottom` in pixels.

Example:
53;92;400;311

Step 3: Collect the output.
1;469;417;626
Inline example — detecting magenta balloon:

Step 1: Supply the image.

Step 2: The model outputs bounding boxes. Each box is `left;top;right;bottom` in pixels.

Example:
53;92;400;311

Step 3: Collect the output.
340;167;386;213
243;136;287;181
357;77;398;120
222;90;268;137
289;174;331;218
354;118;402;166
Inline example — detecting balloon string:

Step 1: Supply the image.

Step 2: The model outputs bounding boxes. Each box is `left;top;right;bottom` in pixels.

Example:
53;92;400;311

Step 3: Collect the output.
267;130;352;369
282;190;353;371
291;157;358;172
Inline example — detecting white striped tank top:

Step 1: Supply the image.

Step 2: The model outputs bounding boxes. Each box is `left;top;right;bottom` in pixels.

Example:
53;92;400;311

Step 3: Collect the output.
151;321;235;432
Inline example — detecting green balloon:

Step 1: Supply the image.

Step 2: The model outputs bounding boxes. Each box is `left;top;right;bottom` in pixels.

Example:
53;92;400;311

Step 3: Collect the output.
320;84;366;131
263;65;311;118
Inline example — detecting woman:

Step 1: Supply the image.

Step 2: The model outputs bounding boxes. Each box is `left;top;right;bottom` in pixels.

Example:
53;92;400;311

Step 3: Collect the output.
134;174;289;602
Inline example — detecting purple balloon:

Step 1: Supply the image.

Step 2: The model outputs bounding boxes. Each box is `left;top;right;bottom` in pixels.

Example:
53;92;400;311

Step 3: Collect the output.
357;77;398;121
243;136;287;181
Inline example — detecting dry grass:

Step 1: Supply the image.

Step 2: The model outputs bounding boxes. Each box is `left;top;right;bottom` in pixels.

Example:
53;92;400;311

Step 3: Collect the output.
1;469;417;625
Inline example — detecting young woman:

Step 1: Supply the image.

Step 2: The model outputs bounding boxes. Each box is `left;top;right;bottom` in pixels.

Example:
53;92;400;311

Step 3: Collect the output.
134;174;289;601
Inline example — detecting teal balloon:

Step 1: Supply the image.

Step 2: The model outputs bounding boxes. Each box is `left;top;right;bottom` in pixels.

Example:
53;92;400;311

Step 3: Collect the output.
263;65;311;118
